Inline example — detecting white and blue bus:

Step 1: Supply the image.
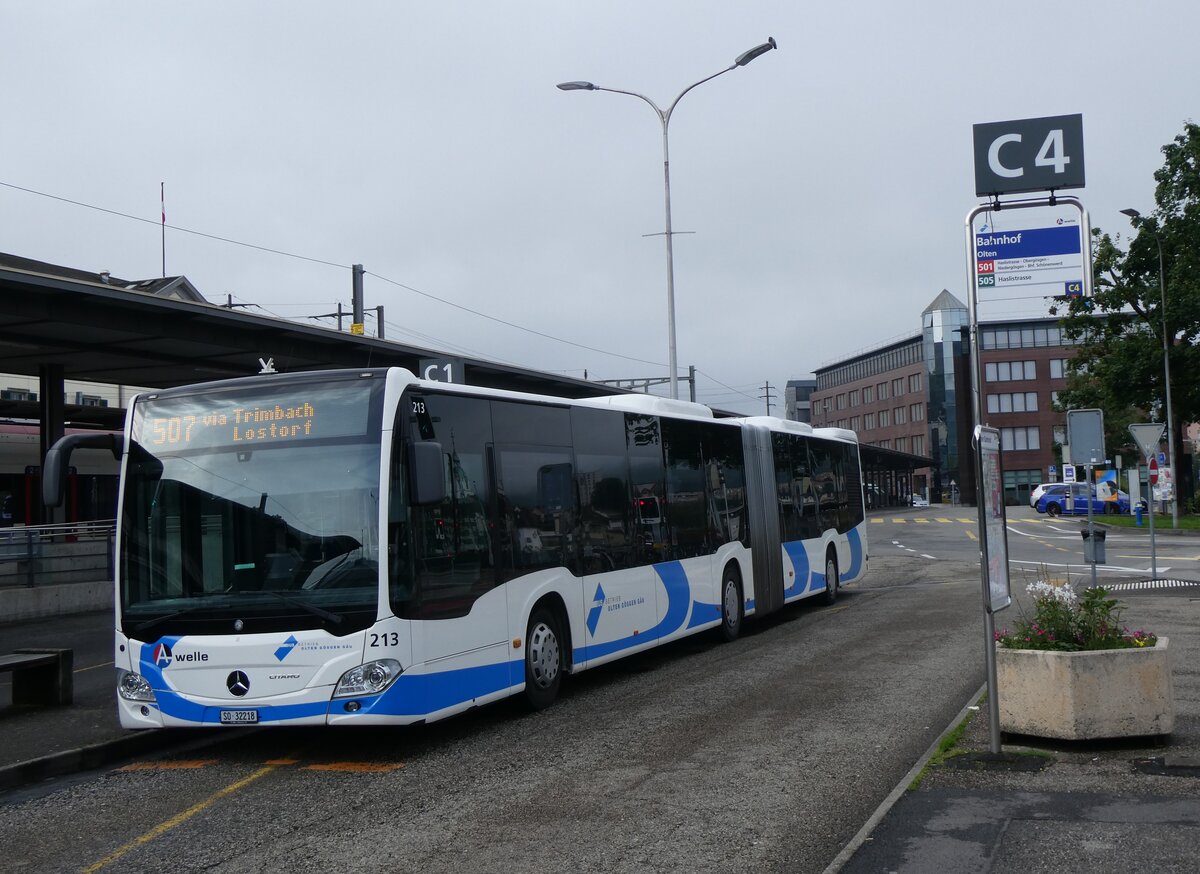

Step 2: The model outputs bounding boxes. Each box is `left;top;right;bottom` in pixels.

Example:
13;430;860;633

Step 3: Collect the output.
44;368;868;728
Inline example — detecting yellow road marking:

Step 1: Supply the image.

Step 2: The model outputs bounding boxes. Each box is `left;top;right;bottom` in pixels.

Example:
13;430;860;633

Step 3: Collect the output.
914;519;930;524
936;517;952;523
303;762;405;773
77;662;112;674
891;518;907;524
118;760;217;771
965;530;978;541
870;518;884;523
957;518;973;523
84;762;281;872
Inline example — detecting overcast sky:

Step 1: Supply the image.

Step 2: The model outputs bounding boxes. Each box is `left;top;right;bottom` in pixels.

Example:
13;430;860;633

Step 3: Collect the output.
2;2;1195;413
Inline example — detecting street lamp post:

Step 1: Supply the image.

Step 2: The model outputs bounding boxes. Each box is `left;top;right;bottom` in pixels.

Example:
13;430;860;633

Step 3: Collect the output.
558;38;777;400
1121;207;1178;529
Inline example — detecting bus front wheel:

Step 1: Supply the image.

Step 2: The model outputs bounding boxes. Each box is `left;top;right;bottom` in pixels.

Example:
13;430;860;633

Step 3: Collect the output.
821;552;839;606
524;607;563;710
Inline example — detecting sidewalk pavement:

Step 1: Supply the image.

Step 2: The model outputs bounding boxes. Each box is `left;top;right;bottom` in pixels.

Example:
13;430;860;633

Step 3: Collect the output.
0;609;186;792
831;580;1200;874
3;579;1199;874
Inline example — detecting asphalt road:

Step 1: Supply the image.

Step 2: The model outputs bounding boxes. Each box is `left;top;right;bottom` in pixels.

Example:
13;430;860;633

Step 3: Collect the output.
873;505;1200;583
0;552;991;874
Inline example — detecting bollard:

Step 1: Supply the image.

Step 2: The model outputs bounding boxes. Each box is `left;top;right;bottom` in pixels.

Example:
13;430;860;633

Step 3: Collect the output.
1135;503;1143;526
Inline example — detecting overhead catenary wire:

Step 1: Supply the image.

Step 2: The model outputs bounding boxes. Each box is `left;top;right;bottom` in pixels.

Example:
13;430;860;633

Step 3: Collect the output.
0;178;668;371
2;178;796;395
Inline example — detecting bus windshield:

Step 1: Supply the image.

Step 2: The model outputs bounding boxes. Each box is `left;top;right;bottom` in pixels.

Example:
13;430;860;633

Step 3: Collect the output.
120;375;384;638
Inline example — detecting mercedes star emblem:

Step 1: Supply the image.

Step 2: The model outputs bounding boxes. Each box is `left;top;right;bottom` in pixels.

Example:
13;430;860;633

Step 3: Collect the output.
227;671;250;697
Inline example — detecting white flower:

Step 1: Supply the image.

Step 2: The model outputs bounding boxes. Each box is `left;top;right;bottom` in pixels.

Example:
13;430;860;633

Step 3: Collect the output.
1026;579;1078;608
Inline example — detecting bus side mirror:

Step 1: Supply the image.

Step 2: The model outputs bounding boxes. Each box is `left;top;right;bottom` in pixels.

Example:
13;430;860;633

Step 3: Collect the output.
407;441;446;505
43;432;124;508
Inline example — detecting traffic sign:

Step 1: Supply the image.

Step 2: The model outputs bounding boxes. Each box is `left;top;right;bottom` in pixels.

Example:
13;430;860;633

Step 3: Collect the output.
1158;451;1166;465
1129;423;1165;459
1063;464;1076;484
1150;456;1159;486
972;114;1086;196
973;223;1085;297
1067;409;1105;465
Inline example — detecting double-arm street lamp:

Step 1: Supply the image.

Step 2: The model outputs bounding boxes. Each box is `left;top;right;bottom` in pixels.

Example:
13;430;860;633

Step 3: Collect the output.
1121;207;1179;529
558;38;778;400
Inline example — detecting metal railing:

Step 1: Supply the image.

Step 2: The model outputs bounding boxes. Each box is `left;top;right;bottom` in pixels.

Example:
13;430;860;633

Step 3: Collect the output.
0;520;115;588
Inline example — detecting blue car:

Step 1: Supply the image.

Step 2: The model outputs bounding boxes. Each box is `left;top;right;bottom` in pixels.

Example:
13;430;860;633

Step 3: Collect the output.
1035;484;1129;516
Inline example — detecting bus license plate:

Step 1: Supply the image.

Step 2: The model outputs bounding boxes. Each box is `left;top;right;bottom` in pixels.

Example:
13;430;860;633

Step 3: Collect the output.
220;709;259;724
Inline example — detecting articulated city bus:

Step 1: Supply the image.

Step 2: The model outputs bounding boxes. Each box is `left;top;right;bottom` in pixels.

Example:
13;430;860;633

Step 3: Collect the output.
44;368;868;728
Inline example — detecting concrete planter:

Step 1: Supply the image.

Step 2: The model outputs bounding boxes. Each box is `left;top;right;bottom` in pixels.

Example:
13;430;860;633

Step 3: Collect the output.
996;637;1174;740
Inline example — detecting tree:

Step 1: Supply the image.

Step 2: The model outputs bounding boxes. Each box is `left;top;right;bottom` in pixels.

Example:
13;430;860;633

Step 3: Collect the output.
1052;121;1200;500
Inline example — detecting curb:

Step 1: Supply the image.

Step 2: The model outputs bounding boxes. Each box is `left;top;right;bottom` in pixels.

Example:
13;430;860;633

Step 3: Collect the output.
821;682;988;874
0;729;188;794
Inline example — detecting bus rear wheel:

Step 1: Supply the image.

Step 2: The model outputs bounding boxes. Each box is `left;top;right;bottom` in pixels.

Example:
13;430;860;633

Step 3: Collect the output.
523;607;563;710
719;568;742;642
821;552;839;606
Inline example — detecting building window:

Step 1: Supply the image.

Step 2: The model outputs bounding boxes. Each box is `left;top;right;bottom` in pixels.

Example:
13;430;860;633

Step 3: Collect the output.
892;377;904;397
824;398;831;412
909;373;921;392
912;434;925;456
986;392;1039;414
849;390;859;407
863;386;874;404
879;409;890;427
877;382;889;400
1000;426;1040;451
836;393;847;410
1049;359;1067;379
895;437;906;453
880;439;891;449
864;413;876;430
850;416;860;431
910;403;924;422
985;360;1036;382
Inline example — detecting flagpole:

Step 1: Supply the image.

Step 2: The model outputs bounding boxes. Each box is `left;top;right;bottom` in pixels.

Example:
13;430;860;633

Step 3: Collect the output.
161;182;166;278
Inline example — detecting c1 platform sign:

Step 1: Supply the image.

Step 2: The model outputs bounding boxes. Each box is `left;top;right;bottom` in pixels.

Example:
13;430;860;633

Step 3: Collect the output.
974;220;1085;297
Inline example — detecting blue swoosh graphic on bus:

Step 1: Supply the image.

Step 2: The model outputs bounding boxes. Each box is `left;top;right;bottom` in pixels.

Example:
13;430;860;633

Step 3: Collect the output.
646;562;690;638
845;527;863;579
586;582;605;637
782;541;810;598
687;601;721;628
366;661;517;716
576;561;691;662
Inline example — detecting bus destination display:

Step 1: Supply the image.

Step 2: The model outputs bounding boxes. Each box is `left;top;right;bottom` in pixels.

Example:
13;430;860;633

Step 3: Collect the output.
134;384;373;451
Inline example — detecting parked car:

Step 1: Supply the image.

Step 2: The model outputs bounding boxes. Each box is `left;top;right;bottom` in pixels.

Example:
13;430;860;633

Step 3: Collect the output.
1029;482;1054;508
911;494;929;508
1035;483;1130;516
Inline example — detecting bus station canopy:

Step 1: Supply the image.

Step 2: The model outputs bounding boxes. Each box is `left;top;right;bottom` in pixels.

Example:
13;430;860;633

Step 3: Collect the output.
0;253;623;430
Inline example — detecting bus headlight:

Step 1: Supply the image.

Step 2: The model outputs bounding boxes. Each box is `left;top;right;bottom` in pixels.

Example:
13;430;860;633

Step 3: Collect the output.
117;669;156;702
333;659;403;698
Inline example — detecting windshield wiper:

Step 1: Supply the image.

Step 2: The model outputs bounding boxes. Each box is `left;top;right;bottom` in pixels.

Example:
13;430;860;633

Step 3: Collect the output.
130;603;210;637
261;589;344;626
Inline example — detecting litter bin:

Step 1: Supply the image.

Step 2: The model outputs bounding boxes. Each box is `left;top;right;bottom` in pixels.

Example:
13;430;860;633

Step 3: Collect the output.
1082;528;1107;564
